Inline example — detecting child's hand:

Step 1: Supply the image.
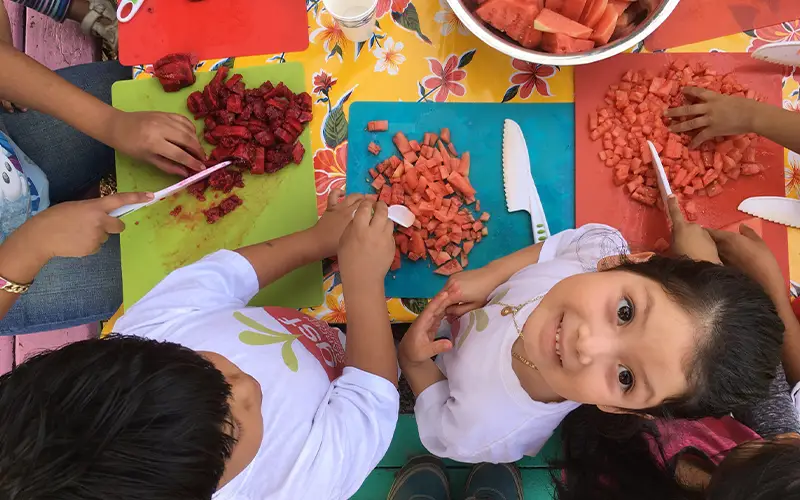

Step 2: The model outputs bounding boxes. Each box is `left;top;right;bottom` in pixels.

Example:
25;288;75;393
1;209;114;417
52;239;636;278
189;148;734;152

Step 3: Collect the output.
708;224;785;300
1;99;26;113
399;290;456;366
338;199;395;284
441;267;501;319
312;189;365;258
16;192;153;262
664;87;762;148
108;111;206;176
667;196;720;264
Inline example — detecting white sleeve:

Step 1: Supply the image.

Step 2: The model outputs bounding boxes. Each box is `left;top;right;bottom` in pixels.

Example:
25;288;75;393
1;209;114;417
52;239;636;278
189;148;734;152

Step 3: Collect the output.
115;250;259;336
539;223;627;268
414;381;524;463
792;382;800;419
304;367;399;499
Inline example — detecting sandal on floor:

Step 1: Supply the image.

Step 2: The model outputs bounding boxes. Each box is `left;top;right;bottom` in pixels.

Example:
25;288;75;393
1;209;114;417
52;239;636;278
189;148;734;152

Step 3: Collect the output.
80;0;118;58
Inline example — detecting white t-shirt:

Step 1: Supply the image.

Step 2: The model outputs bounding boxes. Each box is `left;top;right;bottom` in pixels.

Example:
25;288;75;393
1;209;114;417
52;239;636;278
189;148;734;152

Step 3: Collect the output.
115;250;400;500
415;224;627;464
0;130;49;243
791;382;800;420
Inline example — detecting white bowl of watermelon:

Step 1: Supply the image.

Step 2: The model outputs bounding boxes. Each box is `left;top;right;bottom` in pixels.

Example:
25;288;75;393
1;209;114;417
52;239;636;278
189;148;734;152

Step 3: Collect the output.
448;0;680;66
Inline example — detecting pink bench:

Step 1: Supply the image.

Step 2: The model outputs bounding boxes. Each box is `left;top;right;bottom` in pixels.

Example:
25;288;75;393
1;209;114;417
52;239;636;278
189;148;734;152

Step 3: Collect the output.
0;0;102;374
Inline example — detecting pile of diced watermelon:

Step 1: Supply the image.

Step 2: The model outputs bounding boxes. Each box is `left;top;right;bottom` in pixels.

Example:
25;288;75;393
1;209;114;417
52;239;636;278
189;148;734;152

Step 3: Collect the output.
590;60;765;221
474;0;658;54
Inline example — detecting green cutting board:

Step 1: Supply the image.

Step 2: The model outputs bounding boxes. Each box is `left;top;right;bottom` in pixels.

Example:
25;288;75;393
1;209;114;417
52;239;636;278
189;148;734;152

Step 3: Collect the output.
113;63;322;309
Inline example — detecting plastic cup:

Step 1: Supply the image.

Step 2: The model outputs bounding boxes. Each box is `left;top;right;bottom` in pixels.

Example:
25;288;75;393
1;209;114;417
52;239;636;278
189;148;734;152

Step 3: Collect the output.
322;0;378;43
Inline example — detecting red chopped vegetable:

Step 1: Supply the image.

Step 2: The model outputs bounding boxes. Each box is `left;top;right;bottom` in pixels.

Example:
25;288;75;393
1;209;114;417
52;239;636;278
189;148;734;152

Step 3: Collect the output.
589;59;767;216
367;125;489;275
169;205;183;217
367;120;389;132
368;142;382;155
203;194;243;224
153;53;197;92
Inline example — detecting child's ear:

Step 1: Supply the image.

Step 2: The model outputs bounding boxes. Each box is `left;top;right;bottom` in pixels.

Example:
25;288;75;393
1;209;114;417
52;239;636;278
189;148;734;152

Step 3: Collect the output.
596;405;654;420
596;252;655;272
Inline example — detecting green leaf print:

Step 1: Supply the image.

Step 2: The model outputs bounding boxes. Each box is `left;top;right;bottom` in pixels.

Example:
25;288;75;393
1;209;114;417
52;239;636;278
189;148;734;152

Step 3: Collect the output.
457;311;476;349
475;309;489;332
233;311;287;336
239;331;293;346
281;341;299;372
323;103;348;148
488;288;510;306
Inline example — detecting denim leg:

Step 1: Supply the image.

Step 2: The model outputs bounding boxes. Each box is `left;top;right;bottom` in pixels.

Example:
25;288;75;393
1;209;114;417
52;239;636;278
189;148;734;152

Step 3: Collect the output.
1;60;131;203
0;235;122;335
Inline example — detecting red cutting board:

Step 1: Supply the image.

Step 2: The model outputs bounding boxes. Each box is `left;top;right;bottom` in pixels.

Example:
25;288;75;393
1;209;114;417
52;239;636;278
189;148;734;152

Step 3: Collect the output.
646;0;800;51
575;53;788;277
118;0;309;66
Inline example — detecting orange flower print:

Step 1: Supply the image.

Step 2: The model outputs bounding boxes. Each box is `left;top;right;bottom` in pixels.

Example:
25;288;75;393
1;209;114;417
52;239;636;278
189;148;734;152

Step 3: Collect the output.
376;0;410;18
320;291;348;324
310;11;348;62
510;59;557;99
748;20;800;52
421;55;467;102
787;151;800;198
314;143;348;216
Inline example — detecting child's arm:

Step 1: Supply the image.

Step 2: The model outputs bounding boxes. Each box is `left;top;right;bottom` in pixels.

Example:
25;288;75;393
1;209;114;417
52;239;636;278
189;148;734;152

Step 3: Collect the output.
399;290;457;395
0;192;152;320
337;200;398;385
0;2;12;46
666;86;800;153
0;43;205;176
443;242;543;318
709;225;800;385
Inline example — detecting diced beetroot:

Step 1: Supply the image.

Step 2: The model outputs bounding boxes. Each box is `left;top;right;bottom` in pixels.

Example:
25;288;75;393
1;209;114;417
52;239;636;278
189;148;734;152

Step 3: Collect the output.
292;142;305;164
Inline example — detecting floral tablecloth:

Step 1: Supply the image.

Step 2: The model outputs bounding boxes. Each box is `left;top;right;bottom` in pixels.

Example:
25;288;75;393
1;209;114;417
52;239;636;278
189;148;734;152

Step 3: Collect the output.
131;1;800;323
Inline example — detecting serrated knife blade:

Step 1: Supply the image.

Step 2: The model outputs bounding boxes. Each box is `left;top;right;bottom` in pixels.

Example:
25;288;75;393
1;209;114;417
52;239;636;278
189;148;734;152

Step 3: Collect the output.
738;196;800;229
502;119;550;242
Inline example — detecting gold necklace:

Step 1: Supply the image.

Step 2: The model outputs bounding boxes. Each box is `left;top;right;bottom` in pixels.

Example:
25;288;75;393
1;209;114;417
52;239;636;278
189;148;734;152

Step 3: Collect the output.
497;294;544;371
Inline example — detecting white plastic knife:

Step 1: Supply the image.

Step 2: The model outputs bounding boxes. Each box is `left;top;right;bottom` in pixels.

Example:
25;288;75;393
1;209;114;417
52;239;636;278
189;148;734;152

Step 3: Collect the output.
751;41;800;67
648;140;672;210
110;160;233;218
738;196;800;229
502;119;550;243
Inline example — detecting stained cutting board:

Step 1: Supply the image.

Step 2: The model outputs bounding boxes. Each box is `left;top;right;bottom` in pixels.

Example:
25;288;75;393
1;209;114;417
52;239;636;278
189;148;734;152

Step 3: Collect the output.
574;53;788;277
113;62;322;309
348;101;575;298
118;0;309;66
646;0;800;52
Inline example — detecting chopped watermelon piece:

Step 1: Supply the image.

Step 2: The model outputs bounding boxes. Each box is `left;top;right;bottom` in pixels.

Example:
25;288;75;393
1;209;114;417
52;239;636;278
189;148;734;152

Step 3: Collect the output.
534;8;593;39
589;4;618;44
580;0;608;28
541;32;595;53
435;259;464;276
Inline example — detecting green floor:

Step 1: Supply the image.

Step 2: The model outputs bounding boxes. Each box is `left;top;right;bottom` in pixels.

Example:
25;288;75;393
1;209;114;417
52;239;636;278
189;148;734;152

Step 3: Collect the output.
351;415;561;499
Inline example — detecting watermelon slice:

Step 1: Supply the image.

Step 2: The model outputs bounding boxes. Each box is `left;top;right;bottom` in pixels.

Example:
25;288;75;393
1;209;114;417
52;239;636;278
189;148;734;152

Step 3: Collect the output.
541;32;596;53
561;0;588;22
534;8;593;39
545;0;565;11
435;259;464;276
580;0;608;28
719;218;764;237
476;0;543;48
590;5;619;44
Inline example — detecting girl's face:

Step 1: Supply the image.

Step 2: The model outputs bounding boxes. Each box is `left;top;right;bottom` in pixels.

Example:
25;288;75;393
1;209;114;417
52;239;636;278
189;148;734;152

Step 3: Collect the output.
522;270;698;412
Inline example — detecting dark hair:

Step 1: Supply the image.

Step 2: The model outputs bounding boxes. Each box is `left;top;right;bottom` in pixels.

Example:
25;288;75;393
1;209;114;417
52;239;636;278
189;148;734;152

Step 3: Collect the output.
0;335;235;500
551;256;784;499
707;440;800;500
616;256;783;418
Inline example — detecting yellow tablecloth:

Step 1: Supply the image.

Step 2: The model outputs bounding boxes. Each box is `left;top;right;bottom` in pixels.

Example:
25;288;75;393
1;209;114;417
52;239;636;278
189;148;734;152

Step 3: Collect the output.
129;1;800;324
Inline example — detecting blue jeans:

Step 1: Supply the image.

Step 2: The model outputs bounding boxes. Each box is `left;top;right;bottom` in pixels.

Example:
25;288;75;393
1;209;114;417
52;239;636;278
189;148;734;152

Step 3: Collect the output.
0;61;131;335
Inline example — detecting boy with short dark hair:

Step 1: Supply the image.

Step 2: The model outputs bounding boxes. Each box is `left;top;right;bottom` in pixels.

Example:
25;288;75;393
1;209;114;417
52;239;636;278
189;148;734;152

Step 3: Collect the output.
0;192;401;500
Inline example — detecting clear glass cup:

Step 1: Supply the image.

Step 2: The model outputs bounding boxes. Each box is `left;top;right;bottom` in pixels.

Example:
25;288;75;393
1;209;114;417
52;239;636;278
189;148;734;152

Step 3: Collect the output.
322;0;378;43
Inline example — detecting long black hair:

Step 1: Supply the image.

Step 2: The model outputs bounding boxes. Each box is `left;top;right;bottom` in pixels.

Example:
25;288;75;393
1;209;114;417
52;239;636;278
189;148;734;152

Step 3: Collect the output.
0;335;236;500
551;256;784;500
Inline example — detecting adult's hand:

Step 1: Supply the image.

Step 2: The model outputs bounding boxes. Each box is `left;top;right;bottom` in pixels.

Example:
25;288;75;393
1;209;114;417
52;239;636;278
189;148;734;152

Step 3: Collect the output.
708;224;785;299
667;195;720;263
108;111;206;177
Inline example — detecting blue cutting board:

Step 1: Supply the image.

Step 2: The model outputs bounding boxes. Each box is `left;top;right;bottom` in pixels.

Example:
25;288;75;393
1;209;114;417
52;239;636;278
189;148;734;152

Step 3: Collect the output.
347;102;575;298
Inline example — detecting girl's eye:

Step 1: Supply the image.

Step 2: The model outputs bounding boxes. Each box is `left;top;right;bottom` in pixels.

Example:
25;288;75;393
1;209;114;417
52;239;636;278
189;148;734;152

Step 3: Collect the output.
618;365;634;392
616;297;634;325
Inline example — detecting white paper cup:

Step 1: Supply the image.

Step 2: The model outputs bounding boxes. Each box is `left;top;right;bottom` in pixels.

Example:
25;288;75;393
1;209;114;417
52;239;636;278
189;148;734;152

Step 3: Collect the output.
322;0;378;43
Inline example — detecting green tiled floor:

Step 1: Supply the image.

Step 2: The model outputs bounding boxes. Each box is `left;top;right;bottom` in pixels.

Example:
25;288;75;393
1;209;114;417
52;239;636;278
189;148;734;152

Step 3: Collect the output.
352;415;561;499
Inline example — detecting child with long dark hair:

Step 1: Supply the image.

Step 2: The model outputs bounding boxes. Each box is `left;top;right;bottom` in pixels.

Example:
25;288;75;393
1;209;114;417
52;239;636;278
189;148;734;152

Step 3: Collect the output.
552;224;800;500
398;197;784;464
